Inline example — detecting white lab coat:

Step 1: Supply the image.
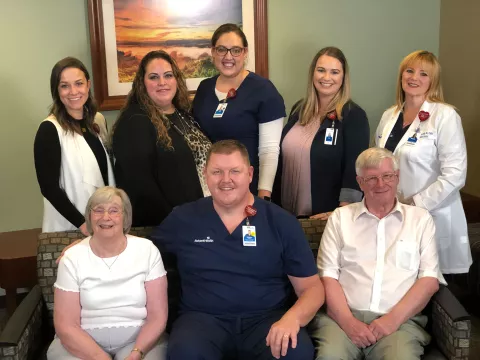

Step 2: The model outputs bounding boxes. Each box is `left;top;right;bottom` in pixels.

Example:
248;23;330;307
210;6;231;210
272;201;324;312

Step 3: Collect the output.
375;100;472;274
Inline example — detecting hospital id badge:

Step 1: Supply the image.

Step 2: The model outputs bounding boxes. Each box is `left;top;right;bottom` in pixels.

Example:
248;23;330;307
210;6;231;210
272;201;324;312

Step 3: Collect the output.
406;136;417;145
242;225;256;246
213;103;228;118
324;128;335;145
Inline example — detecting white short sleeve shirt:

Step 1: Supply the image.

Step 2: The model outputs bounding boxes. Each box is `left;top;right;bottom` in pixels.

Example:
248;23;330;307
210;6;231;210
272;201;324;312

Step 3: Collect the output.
54;234;166;329
318;200;446;314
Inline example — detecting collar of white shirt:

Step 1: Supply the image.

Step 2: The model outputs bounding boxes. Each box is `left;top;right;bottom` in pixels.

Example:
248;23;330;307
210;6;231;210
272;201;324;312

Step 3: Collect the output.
353;198;404;222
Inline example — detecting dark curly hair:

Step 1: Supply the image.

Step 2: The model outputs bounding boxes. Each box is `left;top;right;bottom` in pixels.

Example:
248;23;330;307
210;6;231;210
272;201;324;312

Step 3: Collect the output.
114;50;190;149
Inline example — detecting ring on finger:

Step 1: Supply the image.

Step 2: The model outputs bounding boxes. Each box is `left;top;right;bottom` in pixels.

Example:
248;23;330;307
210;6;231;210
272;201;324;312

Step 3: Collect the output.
283;334;289;338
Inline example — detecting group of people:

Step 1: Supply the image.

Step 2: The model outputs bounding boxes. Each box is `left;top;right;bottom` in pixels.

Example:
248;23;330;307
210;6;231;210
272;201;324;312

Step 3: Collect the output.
32;21;471;360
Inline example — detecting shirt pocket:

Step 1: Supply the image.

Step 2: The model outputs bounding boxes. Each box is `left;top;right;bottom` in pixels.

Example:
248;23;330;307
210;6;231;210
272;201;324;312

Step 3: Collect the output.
407;136;437;163
396;240;420;271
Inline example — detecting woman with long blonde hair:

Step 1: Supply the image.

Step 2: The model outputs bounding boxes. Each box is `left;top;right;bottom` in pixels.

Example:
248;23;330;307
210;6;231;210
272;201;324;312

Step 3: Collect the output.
376;50;471;274
112;50;211;226
273;47;369;219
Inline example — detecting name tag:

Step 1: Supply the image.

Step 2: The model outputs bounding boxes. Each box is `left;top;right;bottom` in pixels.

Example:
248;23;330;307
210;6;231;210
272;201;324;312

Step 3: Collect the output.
213;103;228;118
419;131;435;140
242;225;256;246
325;128;336;145
406;136;417;145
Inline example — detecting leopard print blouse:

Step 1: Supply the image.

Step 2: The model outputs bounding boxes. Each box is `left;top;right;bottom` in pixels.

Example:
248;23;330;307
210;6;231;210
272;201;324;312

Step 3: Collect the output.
167;110;212;196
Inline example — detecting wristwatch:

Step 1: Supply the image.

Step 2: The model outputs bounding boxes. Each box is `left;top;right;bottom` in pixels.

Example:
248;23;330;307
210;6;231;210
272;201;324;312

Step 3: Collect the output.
131;348;145;359
263;196;271;202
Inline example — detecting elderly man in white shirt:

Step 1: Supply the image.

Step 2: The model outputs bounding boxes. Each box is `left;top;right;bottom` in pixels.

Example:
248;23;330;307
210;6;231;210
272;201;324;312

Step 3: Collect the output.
311;147;446;360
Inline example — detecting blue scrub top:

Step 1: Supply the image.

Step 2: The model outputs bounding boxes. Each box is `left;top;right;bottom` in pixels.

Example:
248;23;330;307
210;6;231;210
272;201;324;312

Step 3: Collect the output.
193;72;286;194
152;197;317;316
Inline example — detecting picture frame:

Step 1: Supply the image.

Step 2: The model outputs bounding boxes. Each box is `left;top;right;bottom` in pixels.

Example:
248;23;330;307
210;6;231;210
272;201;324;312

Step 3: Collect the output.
87;0;269;111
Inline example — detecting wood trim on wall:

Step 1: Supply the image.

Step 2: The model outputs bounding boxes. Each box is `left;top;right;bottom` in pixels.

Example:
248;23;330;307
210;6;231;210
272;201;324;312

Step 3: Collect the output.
254;0;269;78
87;0;126;111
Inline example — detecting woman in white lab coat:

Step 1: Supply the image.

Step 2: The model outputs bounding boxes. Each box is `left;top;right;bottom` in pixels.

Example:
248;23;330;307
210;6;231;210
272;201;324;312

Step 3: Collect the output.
375;50;471;274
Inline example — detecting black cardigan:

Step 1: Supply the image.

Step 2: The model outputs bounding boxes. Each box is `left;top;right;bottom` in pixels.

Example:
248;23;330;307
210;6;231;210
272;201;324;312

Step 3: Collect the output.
273;100;370;214
113;103;203;227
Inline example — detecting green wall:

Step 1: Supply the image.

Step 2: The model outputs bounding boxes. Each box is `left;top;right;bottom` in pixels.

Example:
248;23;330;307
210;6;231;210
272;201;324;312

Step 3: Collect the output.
0;1;118;232
0;0;440;232
269;0;440;132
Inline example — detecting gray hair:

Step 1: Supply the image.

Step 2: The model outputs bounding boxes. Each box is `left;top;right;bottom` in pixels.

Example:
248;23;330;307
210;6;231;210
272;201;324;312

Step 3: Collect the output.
85;186;132;234
355;147;399;176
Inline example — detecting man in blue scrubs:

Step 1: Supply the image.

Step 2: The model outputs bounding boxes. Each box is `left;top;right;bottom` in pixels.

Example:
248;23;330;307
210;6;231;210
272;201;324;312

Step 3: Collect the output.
152;140;325;360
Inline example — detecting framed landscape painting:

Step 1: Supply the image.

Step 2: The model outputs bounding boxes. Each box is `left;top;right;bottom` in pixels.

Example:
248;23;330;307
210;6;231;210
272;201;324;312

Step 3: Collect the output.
88;0;268;110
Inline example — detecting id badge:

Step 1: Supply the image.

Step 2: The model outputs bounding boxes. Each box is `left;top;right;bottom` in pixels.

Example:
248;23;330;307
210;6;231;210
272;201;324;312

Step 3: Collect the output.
242;225;256;246
406;136;417;145
324;128;335;145
213;103;228;118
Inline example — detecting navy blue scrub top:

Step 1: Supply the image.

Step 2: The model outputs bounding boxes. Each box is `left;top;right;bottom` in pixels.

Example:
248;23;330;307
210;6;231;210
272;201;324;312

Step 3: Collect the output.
152;197;317;316
192;72;286;194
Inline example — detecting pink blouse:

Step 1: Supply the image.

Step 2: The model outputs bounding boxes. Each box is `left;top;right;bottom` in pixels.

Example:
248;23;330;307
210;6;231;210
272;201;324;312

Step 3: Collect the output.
281;120;321;216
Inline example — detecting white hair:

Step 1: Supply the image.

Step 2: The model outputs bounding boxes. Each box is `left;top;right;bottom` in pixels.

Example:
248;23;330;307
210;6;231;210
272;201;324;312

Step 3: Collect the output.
85;186;132;234
355;147;399;176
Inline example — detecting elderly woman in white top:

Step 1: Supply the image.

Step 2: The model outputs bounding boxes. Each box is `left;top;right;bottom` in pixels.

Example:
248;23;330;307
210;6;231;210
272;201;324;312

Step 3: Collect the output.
47;187;167;360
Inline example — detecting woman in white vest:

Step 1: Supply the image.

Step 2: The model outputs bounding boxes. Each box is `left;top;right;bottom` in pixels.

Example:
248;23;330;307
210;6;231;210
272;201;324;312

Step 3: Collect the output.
375;50;471;274
34;57;114;235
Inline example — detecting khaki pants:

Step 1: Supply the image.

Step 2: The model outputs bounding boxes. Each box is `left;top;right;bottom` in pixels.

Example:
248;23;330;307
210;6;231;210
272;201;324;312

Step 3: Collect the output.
309;310;431;360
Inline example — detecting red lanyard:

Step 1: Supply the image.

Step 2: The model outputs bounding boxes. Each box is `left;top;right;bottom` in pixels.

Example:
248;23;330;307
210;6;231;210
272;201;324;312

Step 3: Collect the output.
222;88;237;103
245;205;257;226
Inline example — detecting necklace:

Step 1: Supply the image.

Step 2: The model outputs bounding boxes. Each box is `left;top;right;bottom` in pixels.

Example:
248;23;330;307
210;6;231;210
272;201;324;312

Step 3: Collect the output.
169;109;199;137
172;110;190;136
91;236;126;270
101;255;120;270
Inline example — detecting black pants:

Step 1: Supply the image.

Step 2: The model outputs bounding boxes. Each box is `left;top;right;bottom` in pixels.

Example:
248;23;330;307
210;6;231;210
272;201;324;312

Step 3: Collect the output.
167;310;314;360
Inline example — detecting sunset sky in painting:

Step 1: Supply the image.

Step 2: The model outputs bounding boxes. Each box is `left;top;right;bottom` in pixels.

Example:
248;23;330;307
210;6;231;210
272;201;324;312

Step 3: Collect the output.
114;0;242;46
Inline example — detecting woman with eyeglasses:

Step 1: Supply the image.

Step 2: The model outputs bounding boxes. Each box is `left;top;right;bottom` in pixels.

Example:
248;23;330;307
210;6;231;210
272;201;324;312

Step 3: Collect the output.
375;50;471;275
47;187;168;360
192;23;285;198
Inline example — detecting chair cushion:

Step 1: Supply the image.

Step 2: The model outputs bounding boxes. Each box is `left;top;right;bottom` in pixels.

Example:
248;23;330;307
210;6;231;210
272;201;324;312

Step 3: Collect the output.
423;347;447;360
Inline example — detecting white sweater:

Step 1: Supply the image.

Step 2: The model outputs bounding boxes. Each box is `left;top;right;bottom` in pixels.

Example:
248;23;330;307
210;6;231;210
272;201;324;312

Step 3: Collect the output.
54;235;166;330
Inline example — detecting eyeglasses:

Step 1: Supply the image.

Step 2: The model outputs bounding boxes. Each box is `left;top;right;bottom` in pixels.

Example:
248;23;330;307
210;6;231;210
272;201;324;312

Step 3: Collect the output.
361;173;398;186
91;207;123;217
214;46;244;57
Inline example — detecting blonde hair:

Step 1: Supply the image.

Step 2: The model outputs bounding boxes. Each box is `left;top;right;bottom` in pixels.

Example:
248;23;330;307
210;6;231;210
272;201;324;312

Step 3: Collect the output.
296;47;351;125
355;148;399;176
395;50;445;111
206;139;250;166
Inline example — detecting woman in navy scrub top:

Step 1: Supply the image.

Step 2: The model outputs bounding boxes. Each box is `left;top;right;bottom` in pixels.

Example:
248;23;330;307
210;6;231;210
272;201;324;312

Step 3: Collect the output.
273;47;369;220
193;23;286;197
